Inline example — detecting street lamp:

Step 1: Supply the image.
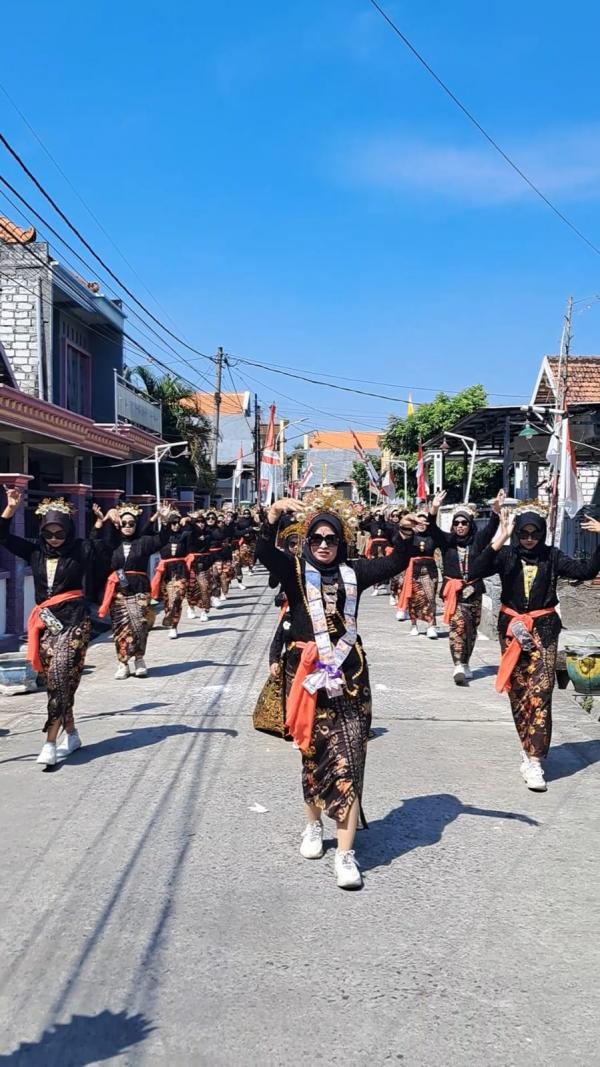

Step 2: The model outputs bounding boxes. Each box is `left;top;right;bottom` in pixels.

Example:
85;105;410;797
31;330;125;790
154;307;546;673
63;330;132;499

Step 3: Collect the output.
390;459;408;505
442;431;477;503
149;441;188;524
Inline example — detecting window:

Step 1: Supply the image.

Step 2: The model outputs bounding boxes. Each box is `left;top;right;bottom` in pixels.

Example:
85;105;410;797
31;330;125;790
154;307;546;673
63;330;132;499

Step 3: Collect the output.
60;316;91;415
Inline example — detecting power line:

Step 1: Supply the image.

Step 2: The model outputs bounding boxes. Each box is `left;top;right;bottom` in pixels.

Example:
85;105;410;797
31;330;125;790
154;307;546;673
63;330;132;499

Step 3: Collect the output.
0;130;216;364
367;0;600;259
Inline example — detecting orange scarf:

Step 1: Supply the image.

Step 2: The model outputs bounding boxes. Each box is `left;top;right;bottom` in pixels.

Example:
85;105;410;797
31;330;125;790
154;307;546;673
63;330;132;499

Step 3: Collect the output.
98;571;147;618
285;641;318;752
442;578;466;624
150;557;188;599
397;556;434;612
495;606;556;693
27;590;84;673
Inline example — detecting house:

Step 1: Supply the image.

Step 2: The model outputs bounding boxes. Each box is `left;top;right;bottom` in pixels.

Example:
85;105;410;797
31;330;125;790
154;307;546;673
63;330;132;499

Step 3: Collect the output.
183;391;257;505
302;429;382;497
0;216;166;639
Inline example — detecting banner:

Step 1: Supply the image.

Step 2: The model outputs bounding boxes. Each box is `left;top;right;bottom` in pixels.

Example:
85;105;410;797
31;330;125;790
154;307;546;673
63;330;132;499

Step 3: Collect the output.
259;405;280;505
350;428;381;494
416;441;428;503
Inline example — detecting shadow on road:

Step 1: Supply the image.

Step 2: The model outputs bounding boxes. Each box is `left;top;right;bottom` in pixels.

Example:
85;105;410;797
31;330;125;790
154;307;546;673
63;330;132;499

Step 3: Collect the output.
50;723;238;766
546;738;600;782
360;793;538;873
470;665;497;679
150;659;248;677
0;1009;154;1065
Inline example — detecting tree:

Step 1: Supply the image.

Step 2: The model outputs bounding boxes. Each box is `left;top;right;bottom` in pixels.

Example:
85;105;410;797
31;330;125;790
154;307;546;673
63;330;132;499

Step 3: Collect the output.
124;366;214;494
382;385;498;503
351;456;382;503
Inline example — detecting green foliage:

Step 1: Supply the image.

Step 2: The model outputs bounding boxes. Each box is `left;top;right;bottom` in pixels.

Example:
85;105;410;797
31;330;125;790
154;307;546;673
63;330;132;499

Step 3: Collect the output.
351;457;382;502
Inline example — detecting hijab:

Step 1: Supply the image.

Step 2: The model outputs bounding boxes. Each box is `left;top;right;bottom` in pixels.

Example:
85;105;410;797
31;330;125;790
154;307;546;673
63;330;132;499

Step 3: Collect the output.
512;510;547;562
38;507;76;558
119;509;140;540
450;508;477;547
302;512;347;576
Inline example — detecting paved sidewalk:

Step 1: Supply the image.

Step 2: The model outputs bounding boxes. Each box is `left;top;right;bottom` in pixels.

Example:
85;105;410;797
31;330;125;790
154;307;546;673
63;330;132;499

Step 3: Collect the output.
1;573;599;1065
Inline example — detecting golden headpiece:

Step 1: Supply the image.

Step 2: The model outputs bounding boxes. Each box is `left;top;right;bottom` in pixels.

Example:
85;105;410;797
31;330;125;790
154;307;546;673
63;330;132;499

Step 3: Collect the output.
296;487;359;543
452;503;478;520
116;501;143;518
514;501;548;518
35;497;76;518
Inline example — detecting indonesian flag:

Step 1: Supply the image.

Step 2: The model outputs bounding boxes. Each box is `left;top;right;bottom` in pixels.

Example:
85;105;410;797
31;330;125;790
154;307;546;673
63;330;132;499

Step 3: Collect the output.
559;414;584;517
416;441;428;503
381;466;395;498
297;461;314;493
350;428;381;493
232;443;243;494
259;404;280;505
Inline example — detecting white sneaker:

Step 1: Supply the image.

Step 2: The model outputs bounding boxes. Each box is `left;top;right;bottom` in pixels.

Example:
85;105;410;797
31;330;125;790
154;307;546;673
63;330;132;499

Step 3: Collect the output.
396;609;408;622
56;731;82;762
409;625;419;636
237;579;246;589
186;607;196;620
134;657;148;678
523;758;547;792
219;592;227;602
36;741;57;766
210;596;222;609
300;821;324;859
334;849;363;889
389;595;396;606
464;663;473;680
371;588;378;597
168;628;178;639
453;664;468;686
199;610;209;622
426;626;438;640
114;663;130;680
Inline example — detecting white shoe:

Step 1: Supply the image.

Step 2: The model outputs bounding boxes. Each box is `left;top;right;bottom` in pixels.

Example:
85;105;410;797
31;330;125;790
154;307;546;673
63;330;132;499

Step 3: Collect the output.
134;657;148;678
453;664;468;686
522;757;547;791
114;663;130;680
219;592;227;602
300;821;324;859
371;588;378;597
396;609;408;622
464;662;473;680
168;628;178;639
334;849;363;889
389;595;396;606
186;607;196;620
426;626;438;640
237;579;246;589
36;741;57;766
409;625;419;636
210;596;222;609
199;610;209;622
56;731;82;762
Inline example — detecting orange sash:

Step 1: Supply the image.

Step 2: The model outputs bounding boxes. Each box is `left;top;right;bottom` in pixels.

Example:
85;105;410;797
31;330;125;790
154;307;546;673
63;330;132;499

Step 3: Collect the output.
150;557;188;599
285;641;318;753
495;606;556;693
98;571;147;618
27;589;84;673
397;556;435;612
442;578;466;624
365;536;388;560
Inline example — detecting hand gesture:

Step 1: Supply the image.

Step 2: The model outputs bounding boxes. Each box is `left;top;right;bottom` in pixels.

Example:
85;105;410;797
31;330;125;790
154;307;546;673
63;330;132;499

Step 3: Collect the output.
430;490;447;514
492;506;514;550
491;488;506;515
91;503;105;527
269;662;281;679
398;513;420;538
3;486;22;513
105;507;122;528
581;515;600;534
267;498;303;524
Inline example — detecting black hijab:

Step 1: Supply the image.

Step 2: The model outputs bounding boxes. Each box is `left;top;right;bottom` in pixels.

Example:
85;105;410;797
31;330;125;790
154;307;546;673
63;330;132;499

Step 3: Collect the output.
450;508;477;547
302;512;347;576
38;507;76;559
512;510;547;562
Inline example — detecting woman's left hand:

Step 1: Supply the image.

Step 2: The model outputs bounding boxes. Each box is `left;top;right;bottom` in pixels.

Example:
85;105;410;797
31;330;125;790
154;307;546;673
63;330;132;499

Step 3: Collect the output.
581;515;600;534
491;488;506;515
92;503;105;528
430;490;447;515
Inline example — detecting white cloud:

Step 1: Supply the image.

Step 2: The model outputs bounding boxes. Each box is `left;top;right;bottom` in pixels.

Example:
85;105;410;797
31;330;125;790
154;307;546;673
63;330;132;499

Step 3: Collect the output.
337;126;600;204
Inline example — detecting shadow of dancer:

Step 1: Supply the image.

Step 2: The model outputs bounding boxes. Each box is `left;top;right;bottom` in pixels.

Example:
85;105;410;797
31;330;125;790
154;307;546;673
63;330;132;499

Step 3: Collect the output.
47;723;238;768
360;793;539;873
546;738;600;783
0;1009;154;1066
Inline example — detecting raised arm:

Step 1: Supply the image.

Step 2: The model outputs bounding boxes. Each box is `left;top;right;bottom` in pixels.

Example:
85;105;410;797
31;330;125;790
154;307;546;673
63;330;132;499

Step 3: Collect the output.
0;487;36;563
353;519;417;592
555;546;600;581
468;506;512;581
255;498;302;588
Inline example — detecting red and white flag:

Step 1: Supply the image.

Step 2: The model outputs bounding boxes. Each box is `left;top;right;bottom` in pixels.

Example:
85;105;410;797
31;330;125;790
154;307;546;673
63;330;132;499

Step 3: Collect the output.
559;414;583;517
416;441;428;503
297;461;314;494
232;442;243;499
350;428;381;494
259;405;280;505
381;466;395;498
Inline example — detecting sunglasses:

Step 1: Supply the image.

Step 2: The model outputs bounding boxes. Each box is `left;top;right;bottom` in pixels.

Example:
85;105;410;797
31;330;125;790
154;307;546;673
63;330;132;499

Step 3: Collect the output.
42;529;66;541
121;520;136;528
308;534;339;548
519;531;541;541
452;519;470;527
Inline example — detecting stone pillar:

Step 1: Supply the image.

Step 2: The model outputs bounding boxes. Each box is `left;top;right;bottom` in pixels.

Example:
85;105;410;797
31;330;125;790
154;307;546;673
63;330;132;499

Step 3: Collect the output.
92;488;124;514
48;483;92;538
0;474;34;636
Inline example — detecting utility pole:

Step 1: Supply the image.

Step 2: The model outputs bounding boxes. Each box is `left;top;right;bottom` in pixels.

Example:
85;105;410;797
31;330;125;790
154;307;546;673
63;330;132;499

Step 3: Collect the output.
253;392;261;504
548;296;573;545
211;346;224;475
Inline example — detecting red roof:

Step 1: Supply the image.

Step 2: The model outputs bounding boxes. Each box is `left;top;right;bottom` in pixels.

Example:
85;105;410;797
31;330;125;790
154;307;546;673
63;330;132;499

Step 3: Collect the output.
547;356;600;404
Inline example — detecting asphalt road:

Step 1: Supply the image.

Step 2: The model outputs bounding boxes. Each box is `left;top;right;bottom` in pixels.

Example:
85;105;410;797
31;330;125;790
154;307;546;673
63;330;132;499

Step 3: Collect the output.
1;570;599;1066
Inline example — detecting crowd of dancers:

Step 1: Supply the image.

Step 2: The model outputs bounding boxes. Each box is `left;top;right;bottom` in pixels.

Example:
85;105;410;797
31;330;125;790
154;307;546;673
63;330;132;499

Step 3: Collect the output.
2;483;600;891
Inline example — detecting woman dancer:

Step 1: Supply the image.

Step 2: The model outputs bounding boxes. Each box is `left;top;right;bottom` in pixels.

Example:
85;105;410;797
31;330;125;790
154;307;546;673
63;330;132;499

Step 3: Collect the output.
184;512;213;622
0;488;109;766
395;506;439;638
430;490;503;684
237;508;258;573
257;488;415;889
204;511;228;608
150;509;188;639
99;501;170;679
469;507;600;791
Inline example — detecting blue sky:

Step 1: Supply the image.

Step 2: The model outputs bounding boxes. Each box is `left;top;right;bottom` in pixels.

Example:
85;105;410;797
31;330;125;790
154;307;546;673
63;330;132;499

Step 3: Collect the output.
3;1;600;438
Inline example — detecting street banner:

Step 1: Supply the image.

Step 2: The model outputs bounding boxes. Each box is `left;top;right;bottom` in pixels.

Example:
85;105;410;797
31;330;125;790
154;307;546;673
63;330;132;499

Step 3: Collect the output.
350;428;381;494
232;442;243;501
259;404;280;505
407;393;415;417
416;441;427;502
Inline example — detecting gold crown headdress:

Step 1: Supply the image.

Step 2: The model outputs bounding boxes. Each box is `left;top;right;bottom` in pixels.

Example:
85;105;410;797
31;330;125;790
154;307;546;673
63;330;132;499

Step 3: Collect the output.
296;486;359;543
116;501;143;518
514;501;548;519
452;503;478;520
35;497;76;518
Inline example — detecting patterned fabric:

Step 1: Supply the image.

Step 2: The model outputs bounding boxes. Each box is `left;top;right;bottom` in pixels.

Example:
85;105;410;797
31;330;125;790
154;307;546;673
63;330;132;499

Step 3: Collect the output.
390;572;404;598
45;558;59;595
162;575;187;628
522;563;538;601
239;543;255;569
448;594;482;665
252;671;286;737
408;564;437;625
109;592;153;663
499;633;557;758
39;618;92;732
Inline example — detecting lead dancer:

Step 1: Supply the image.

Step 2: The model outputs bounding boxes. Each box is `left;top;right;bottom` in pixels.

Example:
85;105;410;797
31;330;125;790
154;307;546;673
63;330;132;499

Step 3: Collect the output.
257;488;415;890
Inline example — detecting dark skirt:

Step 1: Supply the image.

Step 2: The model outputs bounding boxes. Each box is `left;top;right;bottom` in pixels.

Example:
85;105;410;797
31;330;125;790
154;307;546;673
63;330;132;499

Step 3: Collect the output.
448;594;482;665
161;575;188;628
39;618;92;732
408;564;438;625
499;634;558;758
109;592;154;662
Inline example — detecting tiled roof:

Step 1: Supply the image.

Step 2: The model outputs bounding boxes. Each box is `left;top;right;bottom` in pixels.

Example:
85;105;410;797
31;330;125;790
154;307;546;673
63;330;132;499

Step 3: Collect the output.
546;356;600;404
0;216;36;244
308;429;382;451
182;392;249;417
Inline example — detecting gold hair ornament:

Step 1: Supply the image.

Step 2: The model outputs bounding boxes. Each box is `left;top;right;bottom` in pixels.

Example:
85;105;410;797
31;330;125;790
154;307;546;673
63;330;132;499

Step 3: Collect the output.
35;497;76;518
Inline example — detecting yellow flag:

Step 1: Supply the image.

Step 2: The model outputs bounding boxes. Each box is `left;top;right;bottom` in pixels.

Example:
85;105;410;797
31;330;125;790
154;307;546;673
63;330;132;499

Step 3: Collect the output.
407;393;415;417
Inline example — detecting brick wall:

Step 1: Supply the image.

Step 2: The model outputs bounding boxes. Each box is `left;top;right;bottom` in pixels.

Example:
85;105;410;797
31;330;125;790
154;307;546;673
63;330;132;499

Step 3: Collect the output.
536;461;599;505
0;241;53;398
